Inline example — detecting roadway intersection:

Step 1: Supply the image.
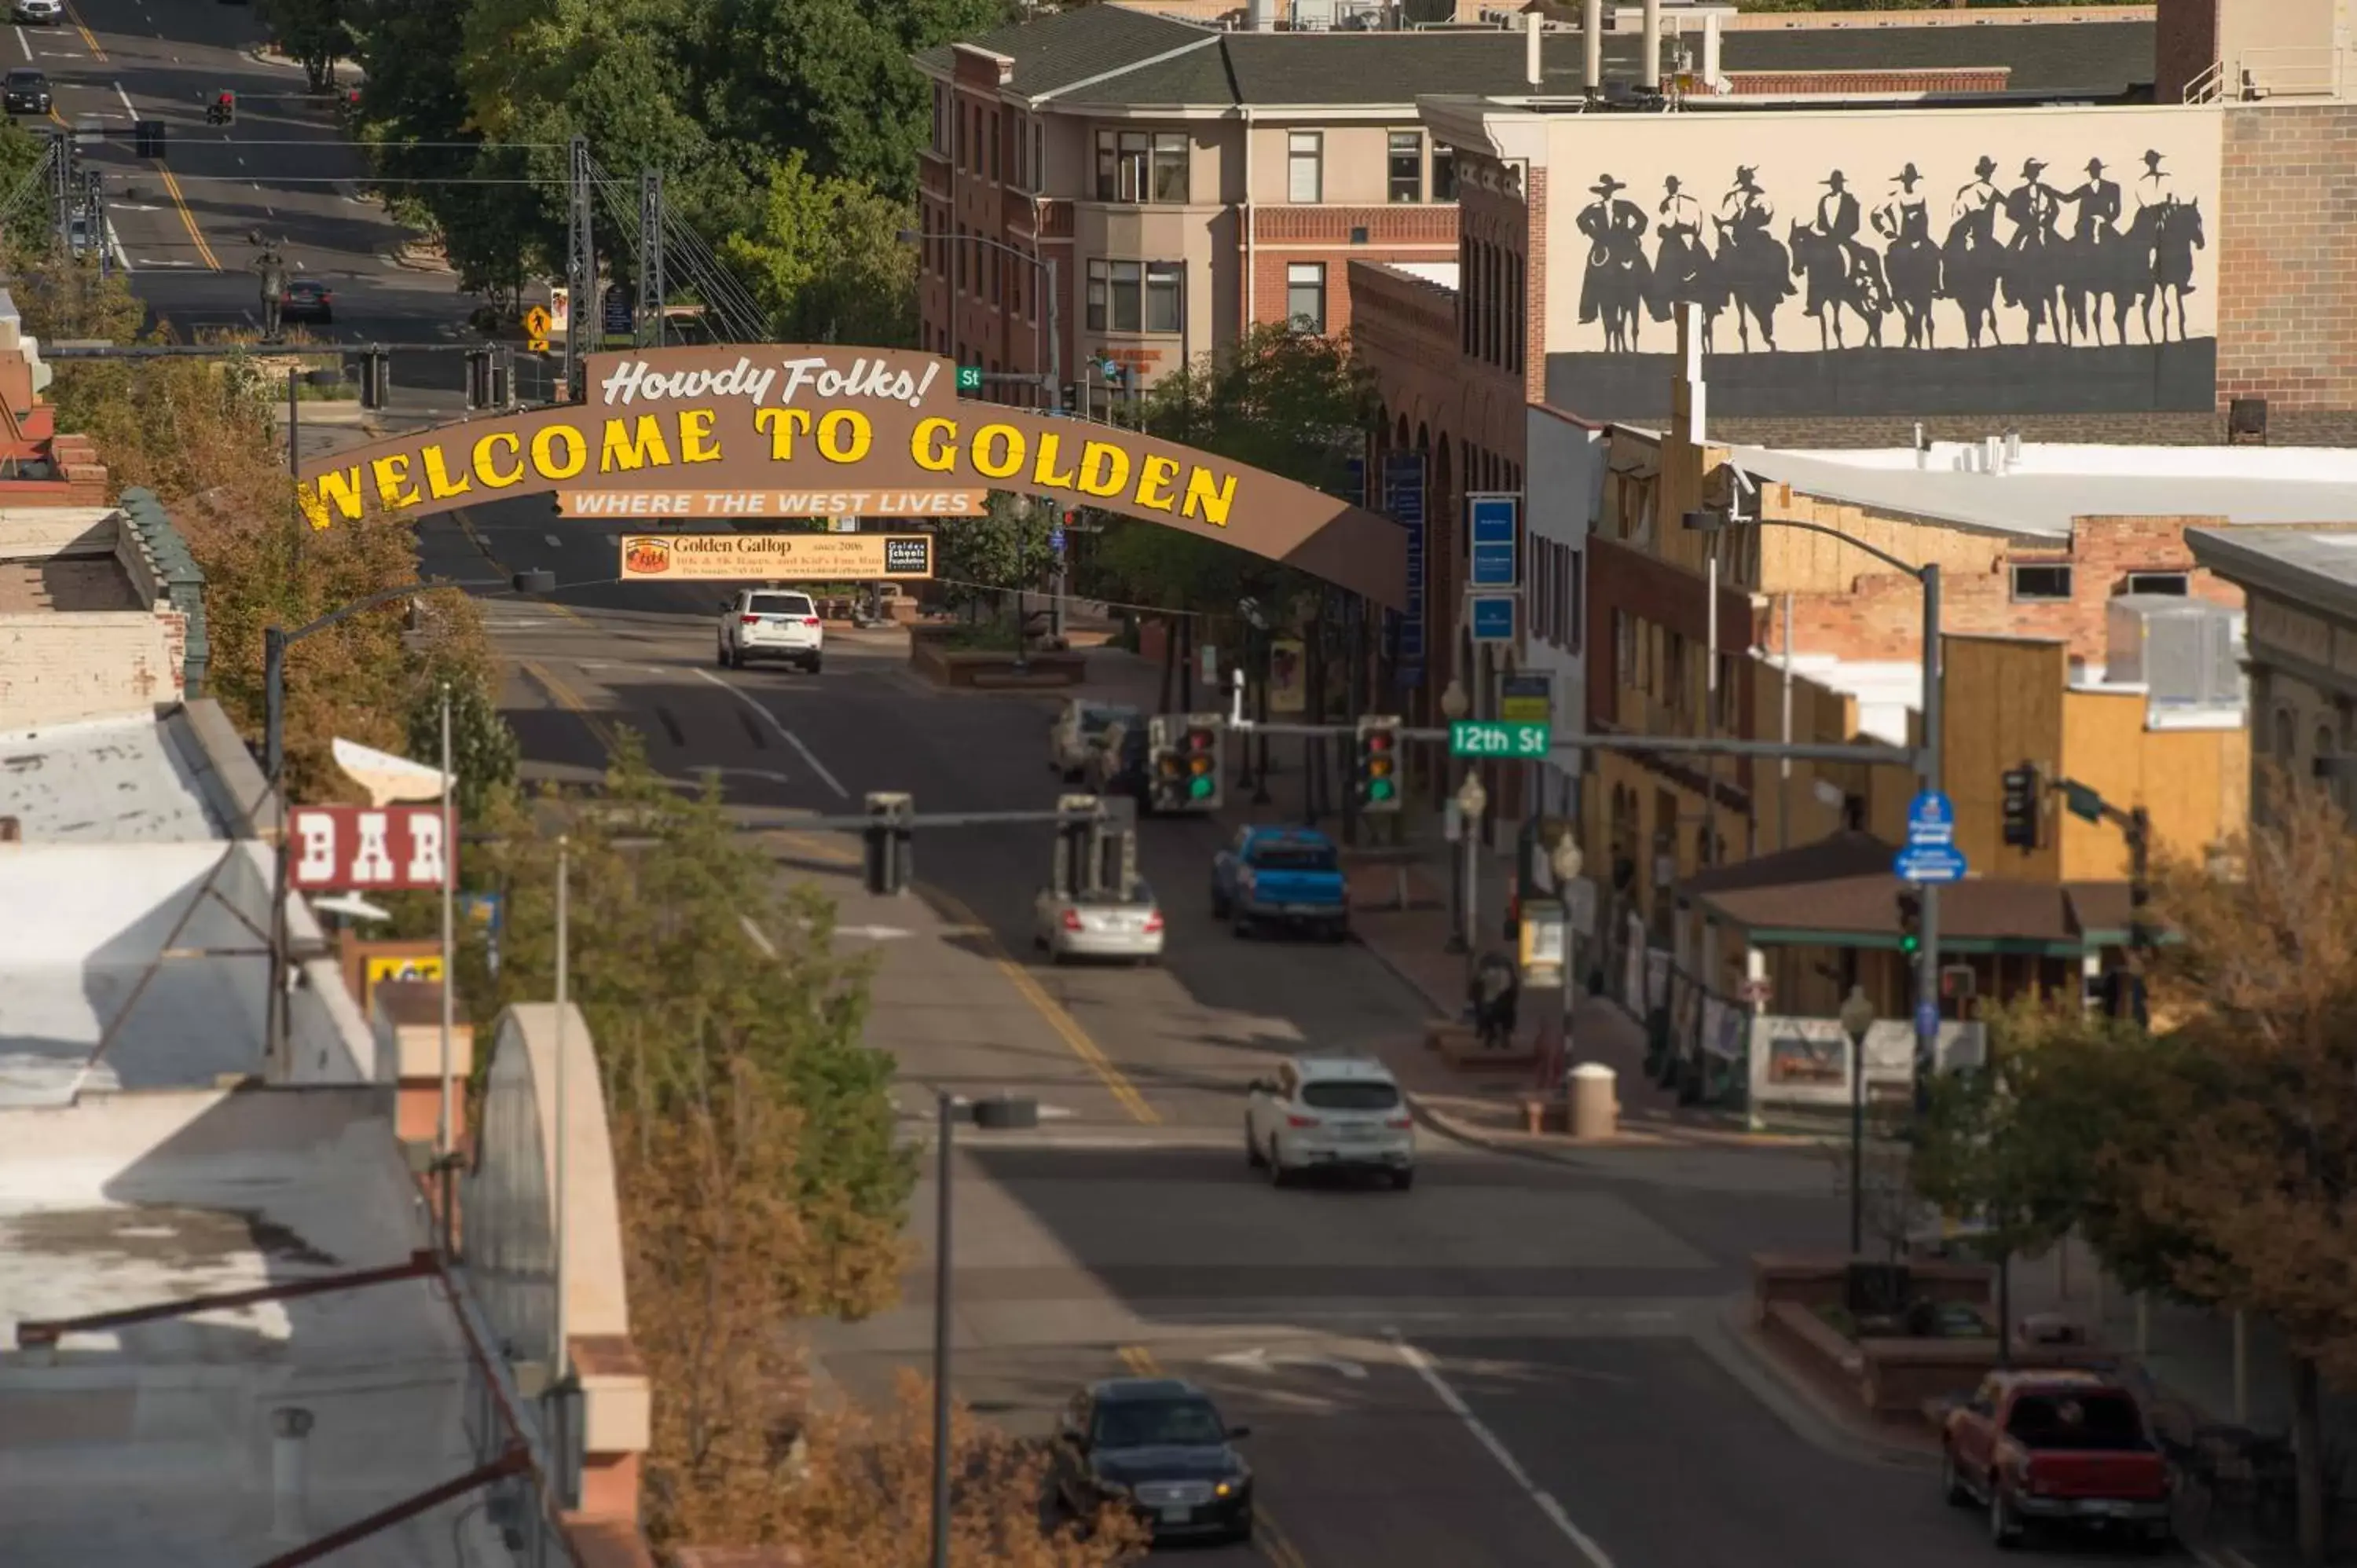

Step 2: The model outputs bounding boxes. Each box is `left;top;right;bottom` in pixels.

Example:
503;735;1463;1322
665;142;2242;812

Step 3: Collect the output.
430;498;2016;1568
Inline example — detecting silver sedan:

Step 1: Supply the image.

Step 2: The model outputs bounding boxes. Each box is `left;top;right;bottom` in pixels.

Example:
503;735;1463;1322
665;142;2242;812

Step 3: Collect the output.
1033;885;1165;964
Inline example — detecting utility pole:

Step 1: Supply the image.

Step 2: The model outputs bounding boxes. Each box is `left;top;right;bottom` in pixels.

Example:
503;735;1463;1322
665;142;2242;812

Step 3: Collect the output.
563;134;592;399
49;129;71;247
636;167;665;350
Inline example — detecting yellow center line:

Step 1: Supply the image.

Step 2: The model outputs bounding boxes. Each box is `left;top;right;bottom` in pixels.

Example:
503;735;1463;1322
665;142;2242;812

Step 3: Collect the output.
62;1;104;61
152;165;220;271
1121;1345;1307;1568
519;657;619;757
928;884;1159;1126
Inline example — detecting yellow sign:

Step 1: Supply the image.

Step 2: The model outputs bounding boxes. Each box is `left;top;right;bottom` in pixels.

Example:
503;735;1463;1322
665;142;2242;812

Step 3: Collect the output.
620;533;935;581
366;953;445;986
523;306;551;352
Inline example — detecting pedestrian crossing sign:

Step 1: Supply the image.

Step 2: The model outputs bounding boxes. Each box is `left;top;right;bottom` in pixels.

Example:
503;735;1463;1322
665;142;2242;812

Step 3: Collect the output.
522;306;552;353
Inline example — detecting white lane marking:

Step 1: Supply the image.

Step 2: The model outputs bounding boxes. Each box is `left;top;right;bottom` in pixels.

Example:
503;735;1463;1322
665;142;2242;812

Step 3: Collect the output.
1390;1332;1618;1568
543;533;563;548
14;27;28;59
137;258;196;267
104;217;130;274
691;666;849;799
112;80;131;115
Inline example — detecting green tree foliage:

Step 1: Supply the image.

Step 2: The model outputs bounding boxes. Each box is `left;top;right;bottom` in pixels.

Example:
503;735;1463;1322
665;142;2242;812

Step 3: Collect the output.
256;0;355;89
721;152;918;346
933;490;1058;614
467;732;915;1319
405;662;520;822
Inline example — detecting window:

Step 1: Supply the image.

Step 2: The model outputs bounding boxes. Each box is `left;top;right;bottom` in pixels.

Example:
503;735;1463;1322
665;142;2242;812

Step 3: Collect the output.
1286;262;1325;331
2276;708;2297;760
2011;563;2074;602
2126;571;2190;595
1388;131;1422;203
1014;114;1025;187
1567;548;1583;651
1095;130;1149;201
1034;122;1046;191
1288;130;1322;203
1152;133;1188;202
748;592;816;617
1092;1398;1227;1450
933;84;948;154
955;224;966;291
1507;251;1524;372
1432;145;1458;201
1301;1079;1402;1112
1010;251;1025;318
988;247;999;307
1458;235;1474;354
1087;259;1165;332
990;110;1001;182
1615;610;1633;682
1146;261;1182;332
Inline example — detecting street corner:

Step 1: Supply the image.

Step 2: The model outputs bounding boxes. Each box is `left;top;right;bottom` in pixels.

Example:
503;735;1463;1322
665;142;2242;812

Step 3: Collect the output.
1692;1291;1944;1473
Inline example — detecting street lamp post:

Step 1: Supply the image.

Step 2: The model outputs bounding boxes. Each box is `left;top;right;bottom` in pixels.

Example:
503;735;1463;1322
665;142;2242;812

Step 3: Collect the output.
894;228;1060;412
1840;985;1875;1256
261;570;555;1065
1454;770;1488;987
1441;680;1471;954
930;1089;1038;1568
1685;509;1945;1100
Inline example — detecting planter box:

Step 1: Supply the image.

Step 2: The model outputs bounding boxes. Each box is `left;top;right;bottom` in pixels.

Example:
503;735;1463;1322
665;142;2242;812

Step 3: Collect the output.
907;632;1084;688
1753;1254;1995;1314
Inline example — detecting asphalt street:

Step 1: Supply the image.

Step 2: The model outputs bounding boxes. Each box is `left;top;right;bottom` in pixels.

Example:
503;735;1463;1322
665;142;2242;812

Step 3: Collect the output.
34;0;509;400
431;498;2026;1568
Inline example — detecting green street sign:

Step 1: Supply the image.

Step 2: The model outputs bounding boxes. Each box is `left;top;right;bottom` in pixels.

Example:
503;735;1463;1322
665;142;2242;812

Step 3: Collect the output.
955;366;982;392
1450;720;1549;760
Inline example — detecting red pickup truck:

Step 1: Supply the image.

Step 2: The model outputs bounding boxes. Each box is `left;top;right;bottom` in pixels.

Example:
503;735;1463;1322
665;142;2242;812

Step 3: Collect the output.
1939;1369;2174;1552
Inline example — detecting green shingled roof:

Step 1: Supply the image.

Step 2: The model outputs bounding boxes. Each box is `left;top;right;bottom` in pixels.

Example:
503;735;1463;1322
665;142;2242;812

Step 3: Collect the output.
914;9;2153;109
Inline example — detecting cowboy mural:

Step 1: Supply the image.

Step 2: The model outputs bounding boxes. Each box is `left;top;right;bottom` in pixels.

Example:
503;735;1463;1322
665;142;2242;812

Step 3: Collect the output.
2000;158;2066;345
1647;174;1712;328
1943;154;2006;347
1791;170;1886;349
1874;163;1942;349
1710;164;1790;351
2059;156;2124;344
1577;174;1653;352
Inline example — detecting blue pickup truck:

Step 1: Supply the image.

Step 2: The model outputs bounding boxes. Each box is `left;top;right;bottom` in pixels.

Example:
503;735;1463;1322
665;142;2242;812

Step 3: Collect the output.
1211;826;1350;941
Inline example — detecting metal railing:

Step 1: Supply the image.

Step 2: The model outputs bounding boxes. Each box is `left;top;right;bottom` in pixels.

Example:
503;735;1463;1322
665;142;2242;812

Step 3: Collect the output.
2226;46;2353;101
2183;58;2223;104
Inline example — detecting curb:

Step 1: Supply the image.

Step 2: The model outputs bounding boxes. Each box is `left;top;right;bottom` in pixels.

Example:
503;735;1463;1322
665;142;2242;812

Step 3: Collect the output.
1694;1294;1941;1471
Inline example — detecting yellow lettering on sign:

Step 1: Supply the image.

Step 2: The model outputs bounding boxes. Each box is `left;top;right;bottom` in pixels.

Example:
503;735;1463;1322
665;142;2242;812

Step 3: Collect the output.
1031;431;1076;489
1182;467;1237;527
972;423;1025;480
1076;441;1131;498
816;409;871;463
299;466;368;529
532;425;588;481
912;418;957;472
369;453;421;511
754;407;812;460
677;408;720;464
421;445;473;500
1135;456;1181;513
475;431;524;489
600;415;673;473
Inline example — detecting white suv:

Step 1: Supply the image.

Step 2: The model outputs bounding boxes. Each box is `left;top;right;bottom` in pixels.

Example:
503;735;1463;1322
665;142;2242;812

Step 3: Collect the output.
717;588;824;672
1245;1054;1414;1189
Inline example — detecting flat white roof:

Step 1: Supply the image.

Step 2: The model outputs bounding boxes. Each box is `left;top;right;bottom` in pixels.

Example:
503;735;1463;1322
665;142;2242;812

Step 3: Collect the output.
1726;442;2357;540
0;713;233;842
1386;261;1459;290
0;1088;510;1566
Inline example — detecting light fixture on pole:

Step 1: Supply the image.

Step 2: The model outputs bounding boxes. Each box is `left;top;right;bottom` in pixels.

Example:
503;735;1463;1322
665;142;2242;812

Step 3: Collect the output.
1441;680;1474;955
1838;985;1875;1256
1453;771;1488;976
930;1089;1039;1568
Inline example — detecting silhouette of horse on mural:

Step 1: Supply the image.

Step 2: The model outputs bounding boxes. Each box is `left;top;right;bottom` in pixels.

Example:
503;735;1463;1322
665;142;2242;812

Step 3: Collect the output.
1789;221;1890;350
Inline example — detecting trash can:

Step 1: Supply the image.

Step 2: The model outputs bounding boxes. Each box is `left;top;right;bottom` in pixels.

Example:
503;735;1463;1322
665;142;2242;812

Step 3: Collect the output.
1569;1063;1618;1141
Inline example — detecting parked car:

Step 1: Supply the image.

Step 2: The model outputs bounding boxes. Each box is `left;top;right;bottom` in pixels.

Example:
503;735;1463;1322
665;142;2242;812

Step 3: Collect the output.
3;70;50;116
280;278;334;324
1050;1377;1254;1545
1033;879;1163;965
1245;1053;1414;1189
715;588;823;672
1047;699;1139;782
1940;1368;2173;1552
1211;825;1349;940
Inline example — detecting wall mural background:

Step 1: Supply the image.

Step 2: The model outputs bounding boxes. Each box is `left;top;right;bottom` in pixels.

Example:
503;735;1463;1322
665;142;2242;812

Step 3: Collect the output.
1540;107;2222;419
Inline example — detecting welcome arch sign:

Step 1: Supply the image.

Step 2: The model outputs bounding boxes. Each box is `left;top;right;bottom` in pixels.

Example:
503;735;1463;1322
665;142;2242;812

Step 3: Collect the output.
294;345;1406;608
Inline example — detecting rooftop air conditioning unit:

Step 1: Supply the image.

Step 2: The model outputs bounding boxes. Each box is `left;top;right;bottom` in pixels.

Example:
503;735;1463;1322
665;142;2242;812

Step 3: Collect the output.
2106;595;2245;709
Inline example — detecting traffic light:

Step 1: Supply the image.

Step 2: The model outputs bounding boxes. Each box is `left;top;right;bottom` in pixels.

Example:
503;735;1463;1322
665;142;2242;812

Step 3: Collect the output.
1354;715;1402;815
1895;888;1923;957
1053;793;1100;897
2000;762;2040;850
464;347;510;411
1179;713;1222;812
358;350;390;410
863;792;913;896
1146;716;1185;814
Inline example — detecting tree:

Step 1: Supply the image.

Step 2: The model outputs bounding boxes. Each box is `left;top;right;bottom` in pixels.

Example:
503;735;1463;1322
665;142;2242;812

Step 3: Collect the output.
933;491;1058;617
257;0;354;89
721;152;918;345
2126;772;2357;1565
465;732;916;1321
404;659;519;822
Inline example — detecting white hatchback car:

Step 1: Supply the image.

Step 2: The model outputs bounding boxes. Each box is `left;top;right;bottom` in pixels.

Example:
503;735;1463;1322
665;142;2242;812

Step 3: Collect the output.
717;588;824;672
1245;1055;1415;1189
